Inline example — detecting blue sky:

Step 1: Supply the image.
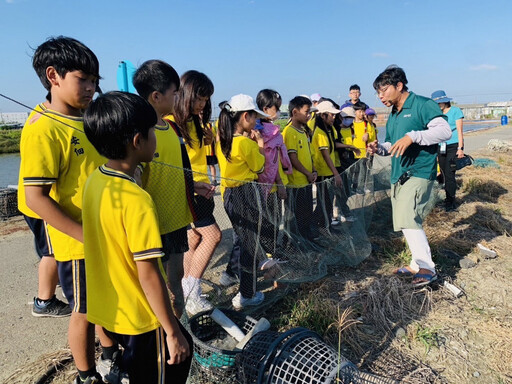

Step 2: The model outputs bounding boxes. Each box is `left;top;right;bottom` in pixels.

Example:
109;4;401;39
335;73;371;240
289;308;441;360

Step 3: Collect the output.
1;0;511;115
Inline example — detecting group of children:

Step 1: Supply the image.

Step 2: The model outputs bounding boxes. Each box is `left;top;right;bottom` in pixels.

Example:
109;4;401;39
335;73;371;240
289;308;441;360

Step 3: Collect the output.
17;35;379;384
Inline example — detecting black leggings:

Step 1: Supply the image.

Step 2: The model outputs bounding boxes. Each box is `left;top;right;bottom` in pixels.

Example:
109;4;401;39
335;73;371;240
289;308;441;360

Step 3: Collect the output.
438;143;458;205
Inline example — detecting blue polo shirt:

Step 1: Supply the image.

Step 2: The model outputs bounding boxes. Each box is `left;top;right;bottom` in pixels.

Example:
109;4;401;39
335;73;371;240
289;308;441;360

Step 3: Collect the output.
385;92;446;184
443;106;464;146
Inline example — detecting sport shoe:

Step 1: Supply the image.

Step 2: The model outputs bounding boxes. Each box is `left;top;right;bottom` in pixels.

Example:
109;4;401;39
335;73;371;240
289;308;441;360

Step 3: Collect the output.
185;295;214;316
219;271;239;287
331;218;340;226
232;291;264;310
32;295;71;318
97;351;129;384
74;372;105;384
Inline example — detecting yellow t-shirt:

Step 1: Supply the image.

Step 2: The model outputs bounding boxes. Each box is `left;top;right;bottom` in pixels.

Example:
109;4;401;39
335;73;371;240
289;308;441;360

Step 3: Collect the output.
216;135;264;193
352;121;376;159
17;105;104;261
307;112;316;133
311;127;335;177
142;120;194;234
339;127;353;146
83;166;163;335
333;129;341;168
186;119;210;184
282;123;313;187
205;122;216;157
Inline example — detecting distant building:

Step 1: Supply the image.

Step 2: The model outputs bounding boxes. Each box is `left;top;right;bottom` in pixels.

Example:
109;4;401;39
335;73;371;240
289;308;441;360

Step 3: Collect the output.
0;112;29;125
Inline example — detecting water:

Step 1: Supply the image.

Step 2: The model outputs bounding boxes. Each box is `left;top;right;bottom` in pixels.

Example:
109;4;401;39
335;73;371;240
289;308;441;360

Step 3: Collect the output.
0;120;504;187
0;153;20;188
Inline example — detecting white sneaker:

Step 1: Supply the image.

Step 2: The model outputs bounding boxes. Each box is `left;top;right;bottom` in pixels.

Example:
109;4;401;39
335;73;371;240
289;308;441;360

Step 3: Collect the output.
345;215;356;222
97;351;129;384
185;295;213;316
331;218;340;226
219;271;239;287
232;291;264;310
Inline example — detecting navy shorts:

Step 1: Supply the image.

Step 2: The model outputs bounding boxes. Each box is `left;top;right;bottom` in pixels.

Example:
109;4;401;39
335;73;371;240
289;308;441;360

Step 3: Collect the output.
206;155;218;165
192;195;216;228
105;321;193;384
57;259;87;313
161;227;189;263
24;215;53;258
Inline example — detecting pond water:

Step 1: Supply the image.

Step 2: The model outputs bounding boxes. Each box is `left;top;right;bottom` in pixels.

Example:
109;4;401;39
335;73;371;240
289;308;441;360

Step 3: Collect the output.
0;120;505;187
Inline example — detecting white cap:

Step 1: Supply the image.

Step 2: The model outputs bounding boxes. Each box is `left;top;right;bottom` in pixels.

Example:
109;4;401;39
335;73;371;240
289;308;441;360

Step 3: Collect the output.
316;100;340;114
340;106;356;118
310;93;321;102
226;94;269;118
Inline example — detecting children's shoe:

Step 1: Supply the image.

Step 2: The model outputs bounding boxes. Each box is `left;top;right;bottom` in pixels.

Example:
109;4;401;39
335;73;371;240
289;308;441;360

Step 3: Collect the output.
97;351;129;384
331;218;340;226
74;372;105;384
219;271;239;287
31;295;71;318
232;291;264;310
185;295;214;316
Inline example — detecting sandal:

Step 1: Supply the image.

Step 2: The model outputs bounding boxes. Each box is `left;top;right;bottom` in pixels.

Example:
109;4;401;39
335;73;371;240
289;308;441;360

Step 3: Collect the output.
394;267;415;277
412;272;438;288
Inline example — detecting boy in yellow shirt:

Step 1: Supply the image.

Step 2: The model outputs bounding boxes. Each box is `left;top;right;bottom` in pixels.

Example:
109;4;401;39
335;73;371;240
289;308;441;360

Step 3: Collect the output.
17;36;120;384
83;91;192;383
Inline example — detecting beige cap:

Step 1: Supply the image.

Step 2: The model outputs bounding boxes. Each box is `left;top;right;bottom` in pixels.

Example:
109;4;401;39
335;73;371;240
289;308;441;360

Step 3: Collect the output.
316;100;340;114
340;106;356;118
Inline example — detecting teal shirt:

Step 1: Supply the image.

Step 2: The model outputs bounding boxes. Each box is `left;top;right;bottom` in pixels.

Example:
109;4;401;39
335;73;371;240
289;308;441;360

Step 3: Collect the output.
385;92;446;184
443;106;464;146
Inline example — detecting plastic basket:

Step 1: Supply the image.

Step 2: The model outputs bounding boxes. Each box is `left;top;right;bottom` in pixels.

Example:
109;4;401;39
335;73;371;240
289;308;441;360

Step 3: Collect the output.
0;188;19;219
188;308;258;384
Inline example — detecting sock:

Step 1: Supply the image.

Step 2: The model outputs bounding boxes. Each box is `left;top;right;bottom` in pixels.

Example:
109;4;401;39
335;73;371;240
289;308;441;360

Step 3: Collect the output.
101;344;119;360
35;295;55;306
78;367;97;381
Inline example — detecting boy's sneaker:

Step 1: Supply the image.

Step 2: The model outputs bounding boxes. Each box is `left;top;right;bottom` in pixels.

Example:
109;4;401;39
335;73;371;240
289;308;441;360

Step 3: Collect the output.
219;271;239;287
97;351;129;384
232;291;264;310
331;218;340;226
32;295;71;318
74;372;105;384
185;295;213;316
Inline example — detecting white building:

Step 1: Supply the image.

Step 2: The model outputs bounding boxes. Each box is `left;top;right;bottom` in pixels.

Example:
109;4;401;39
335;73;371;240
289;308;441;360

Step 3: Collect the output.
0;112;29;125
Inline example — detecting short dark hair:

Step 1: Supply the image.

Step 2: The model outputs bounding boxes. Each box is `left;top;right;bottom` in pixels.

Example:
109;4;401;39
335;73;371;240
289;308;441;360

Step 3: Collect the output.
349;84;360;91
373;65;409;92
352;101;367;111
32;36;100;93
256;89;282;111
288;96;312;116
84;91;157;160
133;60;180;100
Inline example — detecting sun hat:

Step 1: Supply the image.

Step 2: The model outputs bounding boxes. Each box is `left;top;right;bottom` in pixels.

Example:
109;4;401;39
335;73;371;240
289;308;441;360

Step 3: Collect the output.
316;100;340;114
365;108;376;116
310;93;322;102
226;94;269;118
340;106;356;118
431;90;452;104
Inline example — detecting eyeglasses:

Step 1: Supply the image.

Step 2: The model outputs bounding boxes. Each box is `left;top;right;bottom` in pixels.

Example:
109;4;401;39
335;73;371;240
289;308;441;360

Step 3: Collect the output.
375;85;391;97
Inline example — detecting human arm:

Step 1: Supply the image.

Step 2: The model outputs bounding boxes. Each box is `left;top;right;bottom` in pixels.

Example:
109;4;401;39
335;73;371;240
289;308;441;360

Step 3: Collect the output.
250;130;265;155
367;141;391;156
320;149;341;187
391;117;451;157
25;185;83;242
288;152;317;183
194;181;215;199
456;118;464;158
203;125;214;146
335;142;361;157
136;258;190;364
275;173;287;200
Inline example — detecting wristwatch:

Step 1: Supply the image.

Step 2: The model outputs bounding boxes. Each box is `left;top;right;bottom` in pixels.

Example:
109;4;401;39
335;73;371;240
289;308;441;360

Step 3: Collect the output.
457;146;464;150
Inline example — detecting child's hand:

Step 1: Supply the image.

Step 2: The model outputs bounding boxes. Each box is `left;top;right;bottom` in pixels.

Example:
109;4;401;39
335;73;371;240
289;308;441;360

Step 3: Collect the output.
203;127;214;145
194;181;216;199
362;133;369;142
166;331;190;365
352;147;361;157
307;171;317;184
277;185;287;200
251;130;264;147
334;174;342;188
366;141;378;155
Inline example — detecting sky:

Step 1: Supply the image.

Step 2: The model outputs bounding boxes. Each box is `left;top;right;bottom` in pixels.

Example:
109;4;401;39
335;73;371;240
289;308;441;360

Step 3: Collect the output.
1;0;512;115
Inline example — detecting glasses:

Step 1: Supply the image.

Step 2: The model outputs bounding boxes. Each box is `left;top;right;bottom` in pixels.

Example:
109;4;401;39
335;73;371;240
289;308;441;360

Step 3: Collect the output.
375;85;391;97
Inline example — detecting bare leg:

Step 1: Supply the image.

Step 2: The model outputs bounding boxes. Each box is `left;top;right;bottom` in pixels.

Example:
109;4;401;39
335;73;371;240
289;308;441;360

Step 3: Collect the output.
68;312;95;371
38;256;59;300
165;253;185;319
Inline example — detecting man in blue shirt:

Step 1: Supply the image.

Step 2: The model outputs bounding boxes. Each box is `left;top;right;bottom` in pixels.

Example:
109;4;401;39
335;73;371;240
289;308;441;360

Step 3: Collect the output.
368;66;451;287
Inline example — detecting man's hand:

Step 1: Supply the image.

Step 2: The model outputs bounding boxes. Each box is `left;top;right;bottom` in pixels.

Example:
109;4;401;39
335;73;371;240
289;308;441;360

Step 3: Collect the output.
390;135;413;158
166;332;190;365
194;181;215;199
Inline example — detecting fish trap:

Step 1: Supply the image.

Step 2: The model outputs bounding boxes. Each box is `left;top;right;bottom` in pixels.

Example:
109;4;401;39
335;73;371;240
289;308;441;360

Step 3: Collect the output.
0;188;19;219
188;308;258;384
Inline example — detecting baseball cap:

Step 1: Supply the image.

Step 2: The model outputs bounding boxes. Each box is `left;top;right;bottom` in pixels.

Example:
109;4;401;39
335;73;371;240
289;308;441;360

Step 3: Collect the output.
340;106;356;118
365;108;376;116
316;100;340;114
226;94;269;118
310;93;321;102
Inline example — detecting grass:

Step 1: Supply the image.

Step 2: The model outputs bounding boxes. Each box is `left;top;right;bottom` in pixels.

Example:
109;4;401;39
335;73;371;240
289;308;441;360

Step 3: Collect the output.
0;129;21;154
410;323;441;355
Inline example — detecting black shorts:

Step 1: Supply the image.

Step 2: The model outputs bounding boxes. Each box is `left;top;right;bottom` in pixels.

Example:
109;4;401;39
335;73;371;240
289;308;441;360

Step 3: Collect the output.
57;259;87;313
161;227;189;263
105;322;193;384
206;155;218;165
192;195;216;228
24;215;53;258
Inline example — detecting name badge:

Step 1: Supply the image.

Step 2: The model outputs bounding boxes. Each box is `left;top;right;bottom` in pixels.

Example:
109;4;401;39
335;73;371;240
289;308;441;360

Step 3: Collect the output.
440;142;446;154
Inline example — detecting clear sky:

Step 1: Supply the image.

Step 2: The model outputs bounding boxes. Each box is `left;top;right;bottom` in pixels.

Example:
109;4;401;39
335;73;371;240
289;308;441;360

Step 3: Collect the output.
1;0;511;114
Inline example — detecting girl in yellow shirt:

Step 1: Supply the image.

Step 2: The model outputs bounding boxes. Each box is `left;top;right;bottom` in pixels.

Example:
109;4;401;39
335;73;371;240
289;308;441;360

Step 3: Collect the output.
217;94;267;310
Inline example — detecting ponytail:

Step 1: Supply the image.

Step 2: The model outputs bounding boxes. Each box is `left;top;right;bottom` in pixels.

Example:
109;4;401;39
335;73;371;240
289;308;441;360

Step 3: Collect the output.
315;113;334;153
218;105;244;161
